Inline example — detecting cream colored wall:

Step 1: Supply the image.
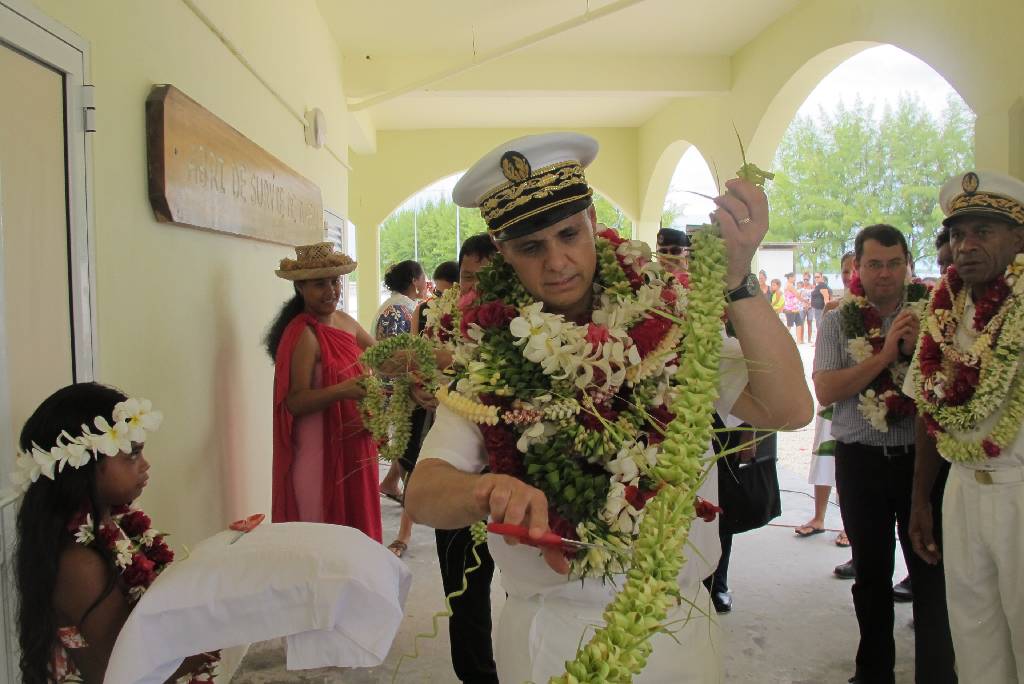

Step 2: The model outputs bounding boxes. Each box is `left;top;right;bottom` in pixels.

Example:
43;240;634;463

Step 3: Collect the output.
28;0;350;547
349;127;637;329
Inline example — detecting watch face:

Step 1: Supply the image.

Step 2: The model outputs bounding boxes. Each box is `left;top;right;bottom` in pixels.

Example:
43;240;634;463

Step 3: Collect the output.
745;274;759;295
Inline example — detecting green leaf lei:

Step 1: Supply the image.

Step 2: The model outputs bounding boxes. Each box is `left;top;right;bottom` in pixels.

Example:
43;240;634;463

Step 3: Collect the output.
357;333;438;462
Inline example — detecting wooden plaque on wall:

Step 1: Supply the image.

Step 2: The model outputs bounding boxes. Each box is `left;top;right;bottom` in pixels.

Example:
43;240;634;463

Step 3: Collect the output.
146;84;323;245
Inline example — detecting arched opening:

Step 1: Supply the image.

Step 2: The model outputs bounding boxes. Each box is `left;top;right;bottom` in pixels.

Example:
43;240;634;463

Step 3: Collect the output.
662;146;717;230
377;172;488;304
593;190;635;239
762;44;975;279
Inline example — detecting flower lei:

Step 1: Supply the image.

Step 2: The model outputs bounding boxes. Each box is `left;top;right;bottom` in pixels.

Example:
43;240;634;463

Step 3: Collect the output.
442;228;695;578
358;333;439;462
422;284;462;351
65;505;220;682
909;254;1024;461
10;398;162;494
839;277;930;432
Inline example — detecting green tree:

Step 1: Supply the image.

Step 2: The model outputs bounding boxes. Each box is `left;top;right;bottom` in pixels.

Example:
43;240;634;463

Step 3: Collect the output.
593;192;634;238
767;93;974;274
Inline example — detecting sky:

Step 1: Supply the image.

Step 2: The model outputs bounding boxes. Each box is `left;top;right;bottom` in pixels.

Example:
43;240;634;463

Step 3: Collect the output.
395;46;966;225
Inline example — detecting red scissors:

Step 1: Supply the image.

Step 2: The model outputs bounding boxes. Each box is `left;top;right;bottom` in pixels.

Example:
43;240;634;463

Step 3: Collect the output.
486;522;609;555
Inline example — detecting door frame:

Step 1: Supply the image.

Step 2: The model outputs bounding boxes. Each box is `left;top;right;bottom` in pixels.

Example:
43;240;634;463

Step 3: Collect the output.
0;3;95;680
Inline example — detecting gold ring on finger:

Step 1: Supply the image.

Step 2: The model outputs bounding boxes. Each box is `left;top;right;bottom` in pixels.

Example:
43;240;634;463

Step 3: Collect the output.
738;216;752;224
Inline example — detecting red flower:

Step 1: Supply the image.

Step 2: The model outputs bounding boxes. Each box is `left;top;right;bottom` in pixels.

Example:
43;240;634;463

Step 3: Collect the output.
918;336;942;376
624;485;659;511
481;424;523;477
119;510;152;538
459;306;478;338
945;267;962;291
146;538;175;565
922;413;942;435
98;524;121;548
973;277;1010;330
982;439;1002;458
862;308;882;333
579;404;620;431
660;287;678;305
944;362;979;405
932;286;952;312
439;313;453;331
848;274;866;297
629;315;673;358
694;497;722;522
122;552;157;587
475;301;517;329
585;323;610;347
597;228;625;246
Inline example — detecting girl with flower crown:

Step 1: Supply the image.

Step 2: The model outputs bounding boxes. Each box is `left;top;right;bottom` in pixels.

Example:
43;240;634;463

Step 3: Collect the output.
12;382;218;683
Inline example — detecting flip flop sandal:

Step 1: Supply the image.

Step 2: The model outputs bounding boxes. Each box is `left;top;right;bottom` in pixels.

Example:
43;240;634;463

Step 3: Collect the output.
380;491;403;504
835;532;851;547
387;539;408;558
794;525;826;537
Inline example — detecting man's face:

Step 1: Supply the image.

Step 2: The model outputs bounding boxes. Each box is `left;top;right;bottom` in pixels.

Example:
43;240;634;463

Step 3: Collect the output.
814;272;824;284
936;243;953;276
497;206;598;317
948;216;1024;286
459;254;492;290
855;239;907;302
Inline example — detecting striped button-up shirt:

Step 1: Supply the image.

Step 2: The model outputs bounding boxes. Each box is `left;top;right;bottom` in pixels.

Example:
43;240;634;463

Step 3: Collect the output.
813;306;916;447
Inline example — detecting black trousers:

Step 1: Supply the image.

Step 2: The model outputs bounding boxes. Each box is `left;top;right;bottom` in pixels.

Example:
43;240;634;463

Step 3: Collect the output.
702;529;733;595
435;526;498;684
835;442;956;684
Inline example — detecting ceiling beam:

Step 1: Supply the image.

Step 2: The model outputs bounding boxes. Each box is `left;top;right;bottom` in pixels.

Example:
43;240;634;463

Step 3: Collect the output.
344;54;731;100
346;0;652;111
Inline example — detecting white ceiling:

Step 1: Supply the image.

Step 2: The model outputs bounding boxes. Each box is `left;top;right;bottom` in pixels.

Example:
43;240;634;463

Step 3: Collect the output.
317;0;802;131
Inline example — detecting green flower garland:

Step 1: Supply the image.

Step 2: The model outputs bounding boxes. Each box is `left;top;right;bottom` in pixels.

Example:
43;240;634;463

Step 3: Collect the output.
358;333;438;462
552;227;727;684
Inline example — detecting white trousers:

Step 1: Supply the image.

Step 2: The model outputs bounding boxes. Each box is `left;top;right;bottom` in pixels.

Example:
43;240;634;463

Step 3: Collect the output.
943;464;1024;683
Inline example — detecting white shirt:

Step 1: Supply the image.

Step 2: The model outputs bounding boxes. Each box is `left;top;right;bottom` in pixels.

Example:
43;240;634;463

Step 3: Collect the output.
903;294;1024;469
419;335;750;598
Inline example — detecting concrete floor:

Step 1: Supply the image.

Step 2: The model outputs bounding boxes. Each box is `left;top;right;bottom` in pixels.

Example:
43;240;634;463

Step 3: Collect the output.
233;344;918;683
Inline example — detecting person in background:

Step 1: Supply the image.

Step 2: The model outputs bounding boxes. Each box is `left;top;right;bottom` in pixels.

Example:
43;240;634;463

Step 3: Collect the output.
655;227;691;282
814;225;955;684
800;253;854;564
934;225;953;276
808;272;831;344
783;272;805;344
267;243;381;540
799;271;815;343
376;260;428;505
413;260;459;335
758;269;770;297
770;278;785;318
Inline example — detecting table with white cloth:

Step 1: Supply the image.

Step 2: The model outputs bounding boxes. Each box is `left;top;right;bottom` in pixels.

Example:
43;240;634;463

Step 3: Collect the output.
418;336;749;683
105;522;412;684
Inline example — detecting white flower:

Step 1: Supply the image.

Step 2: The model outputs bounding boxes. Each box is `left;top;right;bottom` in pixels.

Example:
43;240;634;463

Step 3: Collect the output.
607;445;641;483
140;528;160;547
31;444;61;481
113;398;163;442
848;337;874;364
600;481;641;535
89;417;133;457
113;538;135;568
616;239;651;267
58;431;91;470
516;421;554;453
10;452;42;491
75;517;95;545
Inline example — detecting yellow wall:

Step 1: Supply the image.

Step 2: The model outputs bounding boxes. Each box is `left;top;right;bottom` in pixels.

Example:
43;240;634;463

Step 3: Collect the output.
29;0;349;548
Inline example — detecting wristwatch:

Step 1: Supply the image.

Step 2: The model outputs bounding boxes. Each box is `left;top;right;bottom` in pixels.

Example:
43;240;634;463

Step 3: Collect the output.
725;273;759;303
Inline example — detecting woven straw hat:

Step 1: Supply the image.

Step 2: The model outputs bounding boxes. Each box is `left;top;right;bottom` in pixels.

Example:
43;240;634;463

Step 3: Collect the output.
275;242;357;281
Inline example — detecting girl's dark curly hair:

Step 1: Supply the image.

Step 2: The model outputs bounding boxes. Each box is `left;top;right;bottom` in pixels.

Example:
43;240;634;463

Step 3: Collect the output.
264;287;306;360
15;382;126;683
383;260;423;295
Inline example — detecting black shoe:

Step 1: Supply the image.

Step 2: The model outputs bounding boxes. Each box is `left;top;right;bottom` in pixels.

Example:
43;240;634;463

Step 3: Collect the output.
892;576;912;602
834;559;855;579
711;590;732;614
848;675;895;684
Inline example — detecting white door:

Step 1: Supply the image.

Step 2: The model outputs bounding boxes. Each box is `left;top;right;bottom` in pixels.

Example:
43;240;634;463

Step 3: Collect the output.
0;2;94;679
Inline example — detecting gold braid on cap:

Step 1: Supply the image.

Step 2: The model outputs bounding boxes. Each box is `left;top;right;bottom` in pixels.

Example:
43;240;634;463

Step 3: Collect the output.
478;160;592;236
948;191;1024;225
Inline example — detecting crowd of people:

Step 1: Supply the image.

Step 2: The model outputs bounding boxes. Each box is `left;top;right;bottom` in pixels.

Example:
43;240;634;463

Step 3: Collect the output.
9;130;1024;684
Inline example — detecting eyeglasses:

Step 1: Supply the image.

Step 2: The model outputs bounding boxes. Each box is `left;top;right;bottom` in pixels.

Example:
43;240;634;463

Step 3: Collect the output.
862;259;907;273
657;246;689;257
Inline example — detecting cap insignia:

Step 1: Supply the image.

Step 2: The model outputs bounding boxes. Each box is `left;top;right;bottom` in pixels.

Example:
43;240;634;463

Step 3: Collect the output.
500;151;532;183
962;172;980;194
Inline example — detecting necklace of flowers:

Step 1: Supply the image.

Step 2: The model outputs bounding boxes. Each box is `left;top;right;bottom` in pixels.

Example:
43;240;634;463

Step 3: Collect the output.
422;284;463;351
441;225;695;579
10;398;163;495
66;504;220;682
839;277;930;432
358;333;439;462
909;253;1024;461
